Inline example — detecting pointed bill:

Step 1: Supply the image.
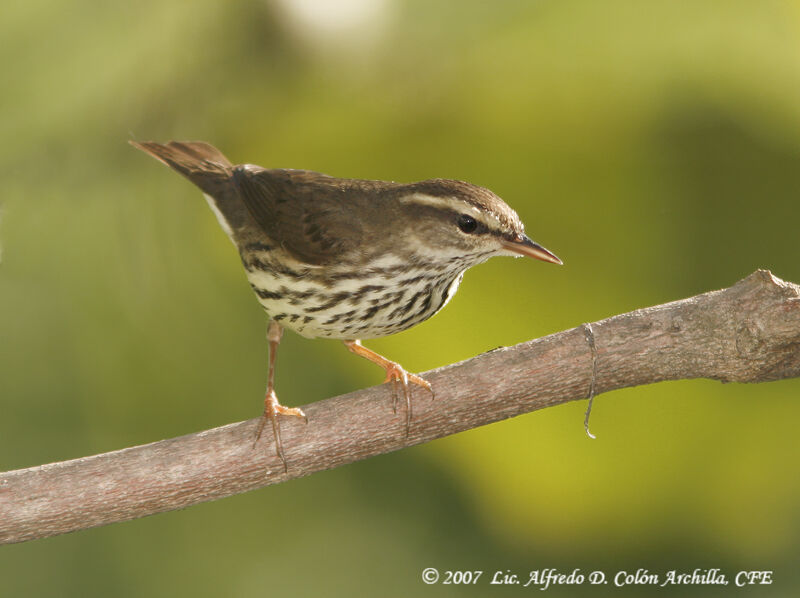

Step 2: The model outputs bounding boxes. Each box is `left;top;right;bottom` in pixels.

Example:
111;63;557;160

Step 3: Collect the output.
501;235;563;265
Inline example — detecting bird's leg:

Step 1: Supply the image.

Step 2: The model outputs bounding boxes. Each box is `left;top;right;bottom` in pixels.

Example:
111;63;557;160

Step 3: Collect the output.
254;320;307;471
343;340;433;434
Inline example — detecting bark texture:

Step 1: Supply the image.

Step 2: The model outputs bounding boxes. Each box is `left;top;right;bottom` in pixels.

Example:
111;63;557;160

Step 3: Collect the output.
1;270;798;544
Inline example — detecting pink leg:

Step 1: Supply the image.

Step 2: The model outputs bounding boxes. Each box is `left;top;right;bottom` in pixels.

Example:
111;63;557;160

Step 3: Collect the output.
342;339;433;434
254;320;306;471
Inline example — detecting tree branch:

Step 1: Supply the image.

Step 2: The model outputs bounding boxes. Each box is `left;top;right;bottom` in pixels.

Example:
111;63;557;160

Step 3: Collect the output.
2;270;799;545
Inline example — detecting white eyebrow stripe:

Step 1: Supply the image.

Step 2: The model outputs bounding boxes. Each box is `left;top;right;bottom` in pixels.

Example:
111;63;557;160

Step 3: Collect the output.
399;192;504;232
399;192;465;210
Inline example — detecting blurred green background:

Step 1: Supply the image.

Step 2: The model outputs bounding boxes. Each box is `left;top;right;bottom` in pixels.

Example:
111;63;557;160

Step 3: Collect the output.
3;0;800;595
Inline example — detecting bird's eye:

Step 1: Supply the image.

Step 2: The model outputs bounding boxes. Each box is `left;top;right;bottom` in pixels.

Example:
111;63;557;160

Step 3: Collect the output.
457;214;478;234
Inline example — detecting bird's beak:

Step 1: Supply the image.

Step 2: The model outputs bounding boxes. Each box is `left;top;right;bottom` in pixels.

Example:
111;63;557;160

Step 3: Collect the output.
501;235;563;265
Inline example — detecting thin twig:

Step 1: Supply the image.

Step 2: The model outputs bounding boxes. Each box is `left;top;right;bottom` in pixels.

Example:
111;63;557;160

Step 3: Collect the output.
582;322;598;439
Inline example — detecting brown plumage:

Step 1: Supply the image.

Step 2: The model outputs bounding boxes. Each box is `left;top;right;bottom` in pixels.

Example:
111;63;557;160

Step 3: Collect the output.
130;140;562;470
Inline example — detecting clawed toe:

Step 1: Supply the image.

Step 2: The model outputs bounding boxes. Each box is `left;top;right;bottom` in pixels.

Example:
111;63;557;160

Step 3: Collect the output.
254;390;307;471
343;339;434;437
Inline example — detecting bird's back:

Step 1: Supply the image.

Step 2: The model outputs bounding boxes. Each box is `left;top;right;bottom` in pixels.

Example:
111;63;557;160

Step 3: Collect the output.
131;141;391;264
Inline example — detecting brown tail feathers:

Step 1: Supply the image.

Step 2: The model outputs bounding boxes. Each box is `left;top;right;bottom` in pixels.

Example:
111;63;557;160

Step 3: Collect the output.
129;140;234;196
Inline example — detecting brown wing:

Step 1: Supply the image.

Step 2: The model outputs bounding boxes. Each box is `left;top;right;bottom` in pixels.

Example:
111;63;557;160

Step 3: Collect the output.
233;166;365;266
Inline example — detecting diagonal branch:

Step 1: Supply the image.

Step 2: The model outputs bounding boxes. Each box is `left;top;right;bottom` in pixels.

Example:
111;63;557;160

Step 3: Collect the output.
1;270;799;545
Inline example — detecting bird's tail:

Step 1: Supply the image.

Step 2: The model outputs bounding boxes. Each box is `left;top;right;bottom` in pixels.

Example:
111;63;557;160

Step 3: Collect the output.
129;140;234;196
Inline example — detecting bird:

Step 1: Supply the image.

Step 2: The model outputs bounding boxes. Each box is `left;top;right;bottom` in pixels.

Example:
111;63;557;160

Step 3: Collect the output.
130;140;562;469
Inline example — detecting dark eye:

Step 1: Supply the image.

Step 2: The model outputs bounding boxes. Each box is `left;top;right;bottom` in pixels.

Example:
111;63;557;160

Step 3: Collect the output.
457;214;478;234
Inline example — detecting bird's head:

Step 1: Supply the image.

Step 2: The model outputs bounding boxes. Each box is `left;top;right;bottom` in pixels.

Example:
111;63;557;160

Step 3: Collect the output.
393;179;562;268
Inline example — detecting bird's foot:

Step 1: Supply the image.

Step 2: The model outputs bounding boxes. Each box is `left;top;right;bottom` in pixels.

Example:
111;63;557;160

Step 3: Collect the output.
343;339;434;436
254;390;307;472
383;362;434;435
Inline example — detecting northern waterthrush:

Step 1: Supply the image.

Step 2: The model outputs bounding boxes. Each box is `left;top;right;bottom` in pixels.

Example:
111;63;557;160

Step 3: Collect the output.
131;140;562;468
